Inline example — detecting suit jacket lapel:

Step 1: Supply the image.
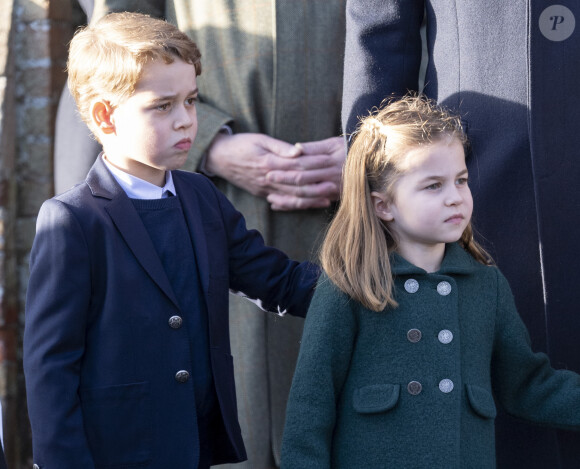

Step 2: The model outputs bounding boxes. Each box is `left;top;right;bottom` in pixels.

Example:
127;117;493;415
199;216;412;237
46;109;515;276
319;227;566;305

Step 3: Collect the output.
86;157;180;308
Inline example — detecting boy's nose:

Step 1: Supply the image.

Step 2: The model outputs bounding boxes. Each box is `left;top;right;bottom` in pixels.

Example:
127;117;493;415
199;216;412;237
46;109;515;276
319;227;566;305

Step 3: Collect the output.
175;106;195;128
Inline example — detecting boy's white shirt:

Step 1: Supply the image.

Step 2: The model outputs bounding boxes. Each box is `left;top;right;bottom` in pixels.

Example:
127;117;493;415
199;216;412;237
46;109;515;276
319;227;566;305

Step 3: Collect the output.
101;153;176;199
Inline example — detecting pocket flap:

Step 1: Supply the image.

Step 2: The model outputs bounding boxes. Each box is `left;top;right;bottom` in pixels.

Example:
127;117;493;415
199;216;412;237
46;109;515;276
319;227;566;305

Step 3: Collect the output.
353;384;400;414
466;384;497;419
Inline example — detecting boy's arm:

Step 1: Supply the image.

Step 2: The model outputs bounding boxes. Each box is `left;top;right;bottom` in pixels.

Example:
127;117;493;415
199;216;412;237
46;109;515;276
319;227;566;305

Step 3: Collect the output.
24;199;95;468
210;182;320;316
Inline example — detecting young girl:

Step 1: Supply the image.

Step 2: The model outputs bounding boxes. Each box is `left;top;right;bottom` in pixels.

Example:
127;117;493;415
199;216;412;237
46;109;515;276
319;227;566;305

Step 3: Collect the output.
280;95;580;468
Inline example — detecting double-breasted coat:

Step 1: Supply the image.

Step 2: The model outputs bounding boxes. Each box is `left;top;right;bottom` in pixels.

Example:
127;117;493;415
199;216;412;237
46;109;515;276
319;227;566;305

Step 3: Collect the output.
87;1;346;465
281;243;580;469
23;157;318;468
342;1;580;466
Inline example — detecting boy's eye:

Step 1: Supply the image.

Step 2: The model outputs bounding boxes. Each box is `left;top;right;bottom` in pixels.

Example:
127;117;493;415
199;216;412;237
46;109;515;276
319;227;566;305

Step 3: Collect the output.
156;102;171;111
185;96;197;106
456;177;469;186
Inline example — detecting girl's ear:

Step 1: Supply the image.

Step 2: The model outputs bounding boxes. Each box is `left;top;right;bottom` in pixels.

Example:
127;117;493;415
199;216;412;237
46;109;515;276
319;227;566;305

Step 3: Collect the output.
91;100;115;134
371;191;395;222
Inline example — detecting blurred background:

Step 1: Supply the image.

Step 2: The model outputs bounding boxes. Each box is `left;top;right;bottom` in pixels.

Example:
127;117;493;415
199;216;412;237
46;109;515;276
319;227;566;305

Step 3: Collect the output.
0;1;83;467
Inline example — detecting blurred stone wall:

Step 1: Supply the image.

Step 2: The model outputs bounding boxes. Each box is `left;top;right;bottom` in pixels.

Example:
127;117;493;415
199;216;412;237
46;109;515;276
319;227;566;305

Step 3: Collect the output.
0;0;75;467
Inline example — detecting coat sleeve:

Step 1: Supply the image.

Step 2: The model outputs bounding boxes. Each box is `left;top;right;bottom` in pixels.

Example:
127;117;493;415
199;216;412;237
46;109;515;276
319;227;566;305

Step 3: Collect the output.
91;0;165;24
342;0;425;136
491;269;580;430
280;275;357;468
23;199;96;468
209;181;319;317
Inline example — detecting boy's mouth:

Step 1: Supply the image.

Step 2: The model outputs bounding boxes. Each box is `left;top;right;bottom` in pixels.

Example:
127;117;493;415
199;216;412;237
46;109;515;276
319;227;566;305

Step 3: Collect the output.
175;138;192;151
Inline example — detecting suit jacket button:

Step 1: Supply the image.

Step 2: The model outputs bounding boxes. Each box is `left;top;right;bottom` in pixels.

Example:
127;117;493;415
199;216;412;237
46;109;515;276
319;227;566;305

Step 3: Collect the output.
175;370;190;383
407;381;422;395
168;315;183;329
33;465;40;469
407;328;422;343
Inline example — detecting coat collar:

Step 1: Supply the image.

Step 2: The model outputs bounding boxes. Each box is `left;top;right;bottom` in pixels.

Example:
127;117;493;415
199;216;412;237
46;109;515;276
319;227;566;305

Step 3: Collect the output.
86;153;125;200
391;242;478;276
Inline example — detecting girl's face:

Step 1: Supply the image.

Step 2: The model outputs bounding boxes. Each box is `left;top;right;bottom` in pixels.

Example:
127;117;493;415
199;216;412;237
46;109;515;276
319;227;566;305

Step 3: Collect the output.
372;137;473;264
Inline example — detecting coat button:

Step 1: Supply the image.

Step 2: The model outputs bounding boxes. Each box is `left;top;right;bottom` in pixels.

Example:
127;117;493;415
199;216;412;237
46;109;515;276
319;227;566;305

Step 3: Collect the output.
407;381;422;395
175;370;190;383
33;465;40;469
437;281;452;296
438;329;453;344
404;279;419;293
439;379;454;393
407;328;422;343
168;315;183;329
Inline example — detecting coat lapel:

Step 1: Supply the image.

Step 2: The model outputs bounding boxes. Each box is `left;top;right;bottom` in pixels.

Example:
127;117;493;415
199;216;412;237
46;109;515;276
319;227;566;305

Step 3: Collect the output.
86;157;180;308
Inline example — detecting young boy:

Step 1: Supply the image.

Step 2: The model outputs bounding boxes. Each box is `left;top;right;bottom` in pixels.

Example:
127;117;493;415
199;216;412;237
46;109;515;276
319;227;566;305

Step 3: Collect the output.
23;12;318;469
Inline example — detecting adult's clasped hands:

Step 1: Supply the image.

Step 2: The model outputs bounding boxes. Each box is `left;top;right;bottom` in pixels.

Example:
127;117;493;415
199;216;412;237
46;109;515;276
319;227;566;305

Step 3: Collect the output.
205;133;346;211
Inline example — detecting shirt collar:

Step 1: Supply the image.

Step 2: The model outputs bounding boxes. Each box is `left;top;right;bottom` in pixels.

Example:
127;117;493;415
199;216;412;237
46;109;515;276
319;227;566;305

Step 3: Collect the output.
102;154;176;199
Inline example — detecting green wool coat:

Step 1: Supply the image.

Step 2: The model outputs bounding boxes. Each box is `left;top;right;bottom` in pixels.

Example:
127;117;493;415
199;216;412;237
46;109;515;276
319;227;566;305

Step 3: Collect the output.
281;243;580;468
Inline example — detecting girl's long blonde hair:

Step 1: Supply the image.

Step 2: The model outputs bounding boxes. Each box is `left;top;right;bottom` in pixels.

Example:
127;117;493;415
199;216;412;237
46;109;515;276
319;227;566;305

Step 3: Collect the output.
321;95;491;312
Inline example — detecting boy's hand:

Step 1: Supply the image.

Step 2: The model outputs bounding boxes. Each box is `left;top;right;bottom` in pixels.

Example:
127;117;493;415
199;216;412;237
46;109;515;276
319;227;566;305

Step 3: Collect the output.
205;133;345;210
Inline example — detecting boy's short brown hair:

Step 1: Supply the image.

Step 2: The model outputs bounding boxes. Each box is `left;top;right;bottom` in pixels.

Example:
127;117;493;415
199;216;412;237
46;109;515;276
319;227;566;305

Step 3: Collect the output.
67;12;202;135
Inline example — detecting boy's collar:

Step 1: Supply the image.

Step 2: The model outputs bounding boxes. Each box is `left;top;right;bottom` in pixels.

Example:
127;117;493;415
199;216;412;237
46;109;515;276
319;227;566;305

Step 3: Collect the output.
101;153;176;199
391;242;478;276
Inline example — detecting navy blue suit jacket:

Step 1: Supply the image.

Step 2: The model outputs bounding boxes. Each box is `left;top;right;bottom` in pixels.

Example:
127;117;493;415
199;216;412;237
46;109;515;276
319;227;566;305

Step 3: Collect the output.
24;157;319;468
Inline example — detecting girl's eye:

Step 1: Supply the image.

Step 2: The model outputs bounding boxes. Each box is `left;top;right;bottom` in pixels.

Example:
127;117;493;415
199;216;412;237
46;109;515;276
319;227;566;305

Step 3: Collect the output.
185;97;197;106
425;182;441;190
456;177;469;186
157;103;170;111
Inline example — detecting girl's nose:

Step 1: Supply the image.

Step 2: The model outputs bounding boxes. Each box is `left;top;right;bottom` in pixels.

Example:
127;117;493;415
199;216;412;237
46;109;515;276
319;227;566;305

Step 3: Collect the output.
445;187;463;205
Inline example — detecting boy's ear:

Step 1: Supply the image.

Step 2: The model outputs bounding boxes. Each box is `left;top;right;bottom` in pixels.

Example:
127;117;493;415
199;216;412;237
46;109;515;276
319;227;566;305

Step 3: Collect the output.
371;191;395;222
91;100;116;134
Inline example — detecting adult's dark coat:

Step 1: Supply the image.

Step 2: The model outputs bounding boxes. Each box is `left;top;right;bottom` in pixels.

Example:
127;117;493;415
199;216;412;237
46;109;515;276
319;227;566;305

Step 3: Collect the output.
0;437;6;469
23;157;318;468
342;1;580;466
